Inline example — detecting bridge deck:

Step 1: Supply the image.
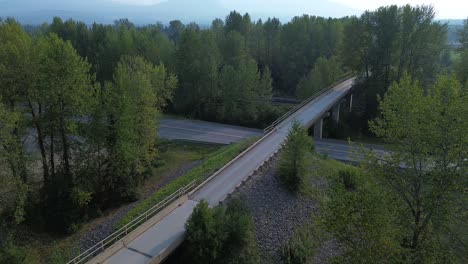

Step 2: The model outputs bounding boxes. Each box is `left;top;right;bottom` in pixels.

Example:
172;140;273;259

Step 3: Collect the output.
100;77;355;264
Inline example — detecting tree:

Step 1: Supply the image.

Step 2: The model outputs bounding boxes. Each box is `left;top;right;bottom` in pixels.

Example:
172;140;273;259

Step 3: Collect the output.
32;33;94;185
368;73;468;262
218;58;272;125
279;121;314;192
174;28;221;119
0;19;32;183
167;20;184;45
98;56;176;205
0;101;28;225
455;18;468;87
185;199;259;264
322;167;401;263
296;56;343;99
30;33;95;232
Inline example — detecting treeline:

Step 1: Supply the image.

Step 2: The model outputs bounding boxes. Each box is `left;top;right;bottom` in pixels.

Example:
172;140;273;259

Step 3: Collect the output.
340;5;452;133
35;12;346;126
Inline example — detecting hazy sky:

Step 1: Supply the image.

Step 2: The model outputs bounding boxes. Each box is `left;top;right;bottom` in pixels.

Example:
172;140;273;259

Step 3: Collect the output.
112;0;467;18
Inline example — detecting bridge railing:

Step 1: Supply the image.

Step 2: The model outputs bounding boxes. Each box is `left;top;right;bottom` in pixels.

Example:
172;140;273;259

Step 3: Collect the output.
66;180;197;264
264;74;353;134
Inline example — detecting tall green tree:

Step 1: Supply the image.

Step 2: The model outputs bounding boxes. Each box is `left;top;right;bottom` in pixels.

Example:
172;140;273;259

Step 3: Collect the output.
99;56;176;204
368;74;468;262
455;18;468;87
0;19;32;183
174;28;221;119
279;121;314;192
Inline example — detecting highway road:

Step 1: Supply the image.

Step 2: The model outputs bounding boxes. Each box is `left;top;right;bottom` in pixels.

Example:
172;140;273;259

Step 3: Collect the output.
158;118;385;162
158;117;262;144
102;77;356;264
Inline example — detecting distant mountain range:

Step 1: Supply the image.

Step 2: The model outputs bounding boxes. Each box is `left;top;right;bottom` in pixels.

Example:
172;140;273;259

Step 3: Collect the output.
0;0;361;25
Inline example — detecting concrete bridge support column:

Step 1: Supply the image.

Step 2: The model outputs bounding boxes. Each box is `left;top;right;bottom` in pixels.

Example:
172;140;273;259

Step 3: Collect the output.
313;118;323;139
349;94;353;112
332;103;340;122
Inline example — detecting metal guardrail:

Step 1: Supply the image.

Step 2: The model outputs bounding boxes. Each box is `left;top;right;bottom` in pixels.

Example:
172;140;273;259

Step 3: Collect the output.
264;74;353;134
66;180;197;264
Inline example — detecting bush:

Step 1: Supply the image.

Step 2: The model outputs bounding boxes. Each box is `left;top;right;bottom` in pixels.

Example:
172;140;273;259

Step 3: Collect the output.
0;240;26;264
279;121;314;192
338;167;358;191
185;199;259;264
281;225;318;264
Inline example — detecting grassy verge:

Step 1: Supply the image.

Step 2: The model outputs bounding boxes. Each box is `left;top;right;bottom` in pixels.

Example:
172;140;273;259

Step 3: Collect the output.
115;137;259;228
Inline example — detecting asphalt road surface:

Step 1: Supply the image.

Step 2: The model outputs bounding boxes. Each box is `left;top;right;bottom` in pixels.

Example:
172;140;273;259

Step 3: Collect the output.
158;118;262;144
158;118;385;162
103;77;356;264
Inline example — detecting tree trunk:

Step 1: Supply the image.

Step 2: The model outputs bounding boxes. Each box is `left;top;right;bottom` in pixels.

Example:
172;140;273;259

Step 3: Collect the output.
50;132;55;179
59;113;72;185
28;100;49;184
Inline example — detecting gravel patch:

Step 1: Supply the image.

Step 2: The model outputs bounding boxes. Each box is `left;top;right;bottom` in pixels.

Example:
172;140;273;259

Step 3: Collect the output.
73;161;201;254
230;155;340;264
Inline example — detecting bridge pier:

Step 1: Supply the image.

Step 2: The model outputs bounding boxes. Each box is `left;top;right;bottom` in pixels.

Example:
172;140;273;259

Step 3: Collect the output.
348;93;353;112
313;118;323;138
332;103;340;122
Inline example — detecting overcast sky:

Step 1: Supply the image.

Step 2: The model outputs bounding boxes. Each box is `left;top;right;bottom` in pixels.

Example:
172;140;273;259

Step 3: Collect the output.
112;0;467;19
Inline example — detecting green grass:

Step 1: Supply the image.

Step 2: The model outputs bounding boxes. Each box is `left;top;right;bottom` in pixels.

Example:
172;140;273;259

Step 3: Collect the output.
115;137;259;228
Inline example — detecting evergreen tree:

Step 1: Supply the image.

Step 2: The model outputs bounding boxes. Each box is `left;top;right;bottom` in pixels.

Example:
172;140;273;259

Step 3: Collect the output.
279;121;314;192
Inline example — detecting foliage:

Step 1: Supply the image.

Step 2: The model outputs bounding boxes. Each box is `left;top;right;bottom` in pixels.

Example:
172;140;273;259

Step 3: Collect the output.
321;167;401;264
185;199;259;264
116;138;257;228
279;121;314;192
296;56;343;99
93;56;176;206
281;224;321;264
455;18;468;87
368;73;468;262
340;5;447;132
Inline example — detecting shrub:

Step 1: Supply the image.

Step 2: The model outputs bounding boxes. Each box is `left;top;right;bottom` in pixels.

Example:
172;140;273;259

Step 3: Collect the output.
338;167;358;191
282;226;317;264
0;240;26;264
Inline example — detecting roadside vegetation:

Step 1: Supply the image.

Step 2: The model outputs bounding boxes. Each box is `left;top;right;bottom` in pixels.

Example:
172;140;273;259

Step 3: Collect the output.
279;120;314;192
117;137;257;228
279;73;468;264
175;199;259;264
0;140;226;263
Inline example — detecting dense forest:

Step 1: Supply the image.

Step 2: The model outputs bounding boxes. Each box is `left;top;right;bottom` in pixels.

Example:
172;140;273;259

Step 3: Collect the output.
0;4;467;263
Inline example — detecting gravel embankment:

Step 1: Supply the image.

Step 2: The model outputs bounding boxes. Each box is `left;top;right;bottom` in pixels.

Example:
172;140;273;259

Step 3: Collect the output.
74;161;201;254
231;156;340;264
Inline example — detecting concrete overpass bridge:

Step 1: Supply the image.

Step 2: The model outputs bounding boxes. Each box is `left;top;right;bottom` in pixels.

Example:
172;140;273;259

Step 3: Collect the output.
68;76;356;264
